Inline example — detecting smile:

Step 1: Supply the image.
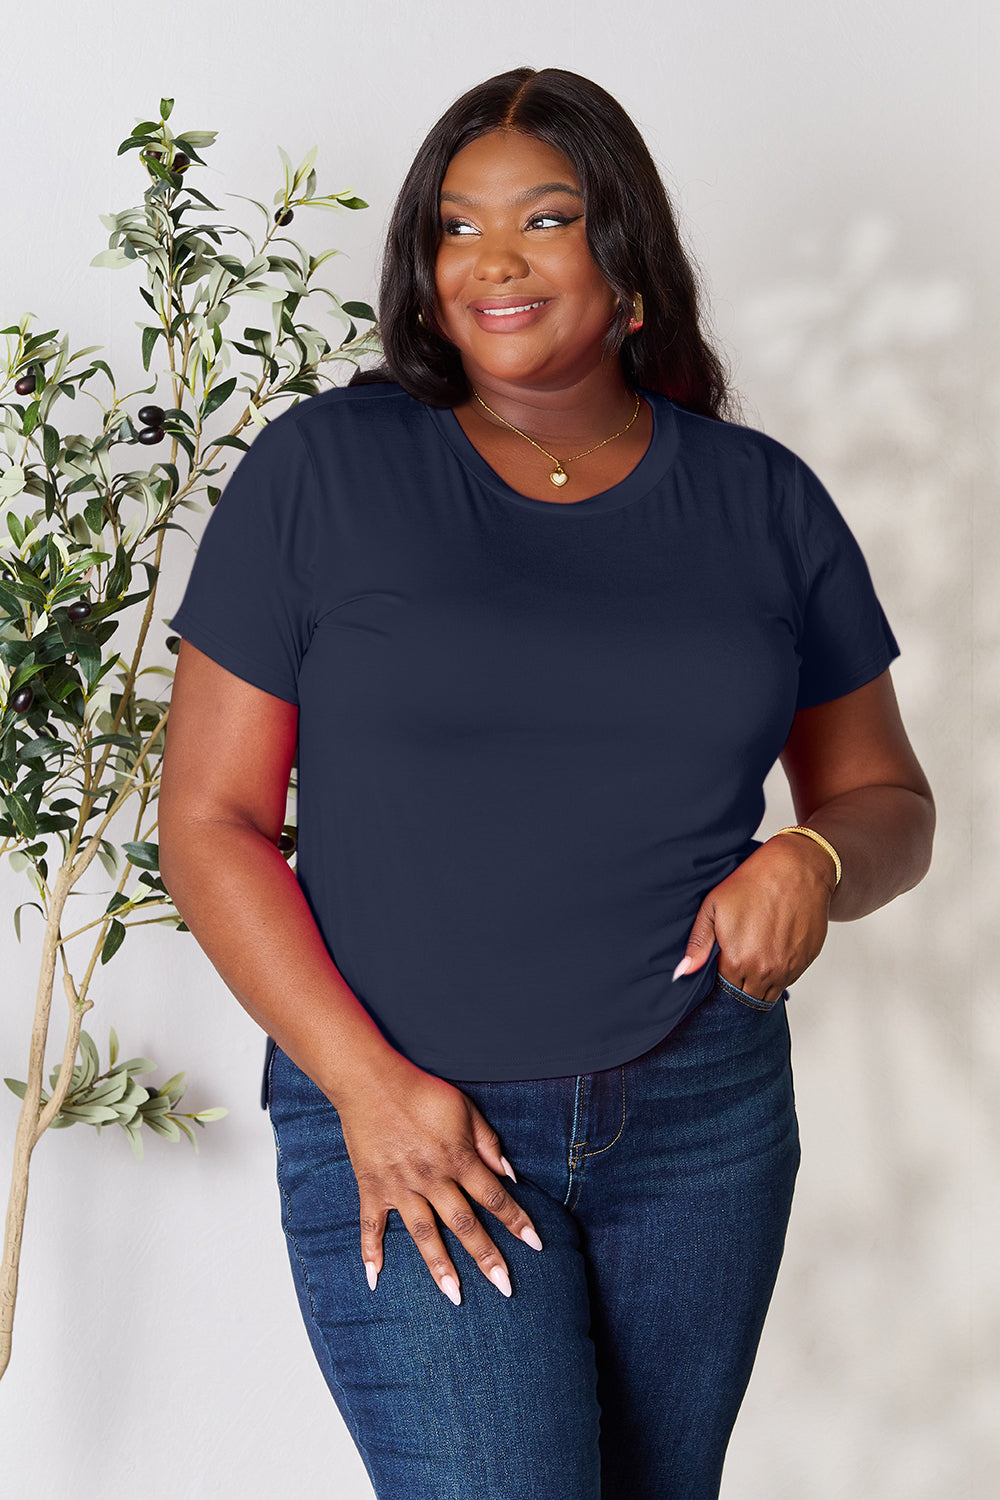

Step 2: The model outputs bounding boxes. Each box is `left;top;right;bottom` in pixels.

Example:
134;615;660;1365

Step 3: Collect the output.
477;301;548;317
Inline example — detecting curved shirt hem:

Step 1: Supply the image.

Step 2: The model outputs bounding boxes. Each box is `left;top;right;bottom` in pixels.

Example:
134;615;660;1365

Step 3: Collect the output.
413;989;716;1082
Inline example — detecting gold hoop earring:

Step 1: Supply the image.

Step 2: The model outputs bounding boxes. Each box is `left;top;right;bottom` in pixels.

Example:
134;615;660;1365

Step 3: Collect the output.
627;292;644;335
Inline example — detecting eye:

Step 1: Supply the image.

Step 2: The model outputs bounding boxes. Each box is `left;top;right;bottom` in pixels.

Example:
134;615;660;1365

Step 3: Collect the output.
526;212;582;230
441;217;479;236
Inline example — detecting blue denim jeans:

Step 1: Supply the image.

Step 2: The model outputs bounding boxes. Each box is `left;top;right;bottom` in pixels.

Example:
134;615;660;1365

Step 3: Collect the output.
265;973;800;1499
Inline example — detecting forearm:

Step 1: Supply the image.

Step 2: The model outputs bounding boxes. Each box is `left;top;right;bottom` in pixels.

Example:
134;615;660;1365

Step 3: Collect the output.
771;784;935;922
160;819;411;1108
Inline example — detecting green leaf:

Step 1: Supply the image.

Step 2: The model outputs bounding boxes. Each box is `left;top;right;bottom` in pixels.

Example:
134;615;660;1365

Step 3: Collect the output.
78;1031;100;1089
90;248;135;270
341;301;376;321
121;1057;157;1077
6;792;36;840
160;98;174;121
157;1072;186;1105
122;839;159;871
4;1078;27;1100
57;1103;120;1124
76;640;102;690
339;196;368;211
22;401;40;437
13;901;44;941
199;376;237;421
192;1106;228;1122
141;325;161;371
100;917;127;964
121;1117;145;1161
109;1026;119;1068
42;423;60;468
144;1114;181;1141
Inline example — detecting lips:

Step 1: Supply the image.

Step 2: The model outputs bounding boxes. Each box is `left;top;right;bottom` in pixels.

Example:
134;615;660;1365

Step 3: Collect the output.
476;299;548;317
467;296;552;332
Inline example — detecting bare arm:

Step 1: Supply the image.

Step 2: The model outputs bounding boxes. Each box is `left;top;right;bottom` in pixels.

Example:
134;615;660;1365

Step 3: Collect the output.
677;669;935;1000
777;668;935;920
159;639;544;1303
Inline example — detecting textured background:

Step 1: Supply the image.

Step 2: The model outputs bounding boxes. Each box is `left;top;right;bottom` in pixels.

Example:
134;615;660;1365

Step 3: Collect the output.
1;1;994;1495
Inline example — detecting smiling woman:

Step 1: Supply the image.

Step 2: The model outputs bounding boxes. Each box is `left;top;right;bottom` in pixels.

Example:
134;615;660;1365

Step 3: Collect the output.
160;65;934;1500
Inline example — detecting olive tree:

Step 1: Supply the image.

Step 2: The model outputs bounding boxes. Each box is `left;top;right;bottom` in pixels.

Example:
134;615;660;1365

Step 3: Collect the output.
0;98;378;1379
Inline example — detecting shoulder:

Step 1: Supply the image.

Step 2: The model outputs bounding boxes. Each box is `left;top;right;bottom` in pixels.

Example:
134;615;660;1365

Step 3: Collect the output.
266;380;430;457
663;396;804;484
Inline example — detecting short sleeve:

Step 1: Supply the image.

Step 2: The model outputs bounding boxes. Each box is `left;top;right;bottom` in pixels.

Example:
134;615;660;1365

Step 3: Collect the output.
168;408;319;704
792;455;901;710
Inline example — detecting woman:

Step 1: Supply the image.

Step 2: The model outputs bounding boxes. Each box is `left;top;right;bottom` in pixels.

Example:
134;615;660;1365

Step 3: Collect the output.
160;67;934;1499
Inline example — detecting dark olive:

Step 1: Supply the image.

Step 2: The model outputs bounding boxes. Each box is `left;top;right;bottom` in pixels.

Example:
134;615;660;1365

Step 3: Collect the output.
137;426;165;445
67;599;92;622
15;371;36;395
172;153;190;172
165;635;180;653
277;833;296;853
275;207;294;226
10;685;35;713
145;1086;159;1099
137;404;164;427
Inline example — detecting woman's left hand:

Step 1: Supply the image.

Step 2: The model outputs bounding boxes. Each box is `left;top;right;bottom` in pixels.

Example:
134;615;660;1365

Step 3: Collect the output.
674;834;838;1004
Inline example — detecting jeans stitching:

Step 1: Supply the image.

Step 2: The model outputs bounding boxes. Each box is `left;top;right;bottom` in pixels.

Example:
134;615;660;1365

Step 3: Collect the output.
715;973;779;1011
579;1066;627;1159
564;1077;586;1205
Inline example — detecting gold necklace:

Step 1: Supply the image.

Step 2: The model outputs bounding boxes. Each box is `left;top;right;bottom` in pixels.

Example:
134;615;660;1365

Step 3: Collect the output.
471;387;642;488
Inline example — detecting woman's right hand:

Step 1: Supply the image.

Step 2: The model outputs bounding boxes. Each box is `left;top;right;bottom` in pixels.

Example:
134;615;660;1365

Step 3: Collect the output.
334;1056;545;1305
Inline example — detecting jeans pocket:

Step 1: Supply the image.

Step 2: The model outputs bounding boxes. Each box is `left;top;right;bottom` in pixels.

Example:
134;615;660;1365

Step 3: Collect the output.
714;972;787;1012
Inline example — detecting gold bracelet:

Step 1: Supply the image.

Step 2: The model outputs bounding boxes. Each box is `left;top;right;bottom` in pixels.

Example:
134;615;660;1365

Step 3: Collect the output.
772;825;842;887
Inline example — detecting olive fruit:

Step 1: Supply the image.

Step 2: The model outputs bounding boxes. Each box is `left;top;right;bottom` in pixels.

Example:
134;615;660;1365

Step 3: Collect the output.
137;426;165;445
275;207;294;226
137;404;164;427
165;635;180;653
67;599;92;622
278;833;296;854
172;153;190;172
15;370;36;395
10;685;35;714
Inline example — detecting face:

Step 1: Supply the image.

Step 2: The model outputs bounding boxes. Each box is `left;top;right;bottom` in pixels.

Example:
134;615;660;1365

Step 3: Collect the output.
433;130;620;392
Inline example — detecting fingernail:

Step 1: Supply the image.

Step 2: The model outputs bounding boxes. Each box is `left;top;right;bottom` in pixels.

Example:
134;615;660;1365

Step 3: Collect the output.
672;956;692;981
500;1155;518;1182
520;1225;543;1252
440;1274;461;1305
365;1261;378;1292
490;1266;512;1298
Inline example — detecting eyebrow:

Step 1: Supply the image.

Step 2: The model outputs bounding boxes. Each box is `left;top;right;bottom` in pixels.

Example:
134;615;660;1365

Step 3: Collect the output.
439;181;584;207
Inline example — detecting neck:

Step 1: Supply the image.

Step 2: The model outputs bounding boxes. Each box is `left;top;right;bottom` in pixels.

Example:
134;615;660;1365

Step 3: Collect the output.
460;360;635;446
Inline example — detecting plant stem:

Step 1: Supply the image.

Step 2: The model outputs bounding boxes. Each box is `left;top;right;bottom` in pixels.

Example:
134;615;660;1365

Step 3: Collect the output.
0;861;73;1380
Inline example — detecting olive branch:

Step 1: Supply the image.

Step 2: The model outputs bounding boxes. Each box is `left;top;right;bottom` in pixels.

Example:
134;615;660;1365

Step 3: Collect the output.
0;96;379;1380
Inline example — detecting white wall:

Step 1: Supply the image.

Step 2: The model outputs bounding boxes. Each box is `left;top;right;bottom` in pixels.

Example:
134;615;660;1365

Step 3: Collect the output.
1;1;995;1495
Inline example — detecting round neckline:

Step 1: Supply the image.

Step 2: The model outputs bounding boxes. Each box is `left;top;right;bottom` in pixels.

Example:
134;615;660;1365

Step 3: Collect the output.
425;387;679;517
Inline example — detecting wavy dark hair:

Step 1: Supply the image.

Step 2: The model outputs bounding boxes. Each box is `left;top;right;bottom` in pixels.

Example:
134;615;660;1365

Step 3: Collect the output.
352;67;734;420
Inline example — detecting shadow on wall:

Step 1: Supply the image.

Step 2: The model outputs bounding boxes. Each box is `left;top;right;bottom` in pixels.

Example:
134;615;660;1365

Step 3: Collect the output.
721;213;993;1497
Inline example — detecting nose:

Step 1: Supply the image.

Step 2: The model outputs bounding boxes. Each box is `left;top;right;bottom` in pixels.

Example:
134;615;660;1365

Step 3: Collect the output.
472;230;530;285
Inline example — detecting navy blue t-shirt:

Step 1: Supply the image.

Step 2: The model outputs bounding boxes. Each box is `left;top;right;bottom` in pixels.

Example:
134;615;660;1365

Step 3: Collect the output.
169;383;899;1081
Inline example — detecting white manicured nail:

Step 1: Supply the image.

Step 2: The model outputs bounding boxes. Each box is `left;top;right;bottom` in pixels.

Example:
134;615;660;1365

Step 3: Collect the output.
440;1274;461;1305
500;1155;517;1182
672;956;692;981
490;1266;512;1297
520;1226;543;1252
365;1261;378;1291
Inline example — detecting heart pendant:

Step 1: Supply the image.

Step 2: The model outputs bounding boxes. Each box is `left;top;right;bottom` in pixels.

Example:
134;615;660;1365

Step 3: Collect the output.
549;469;568;487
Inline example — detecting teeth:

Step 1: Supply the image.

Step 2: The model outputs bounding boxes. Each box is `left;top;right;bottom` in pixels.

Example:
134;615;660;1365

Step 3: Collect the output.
480;301;545;317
